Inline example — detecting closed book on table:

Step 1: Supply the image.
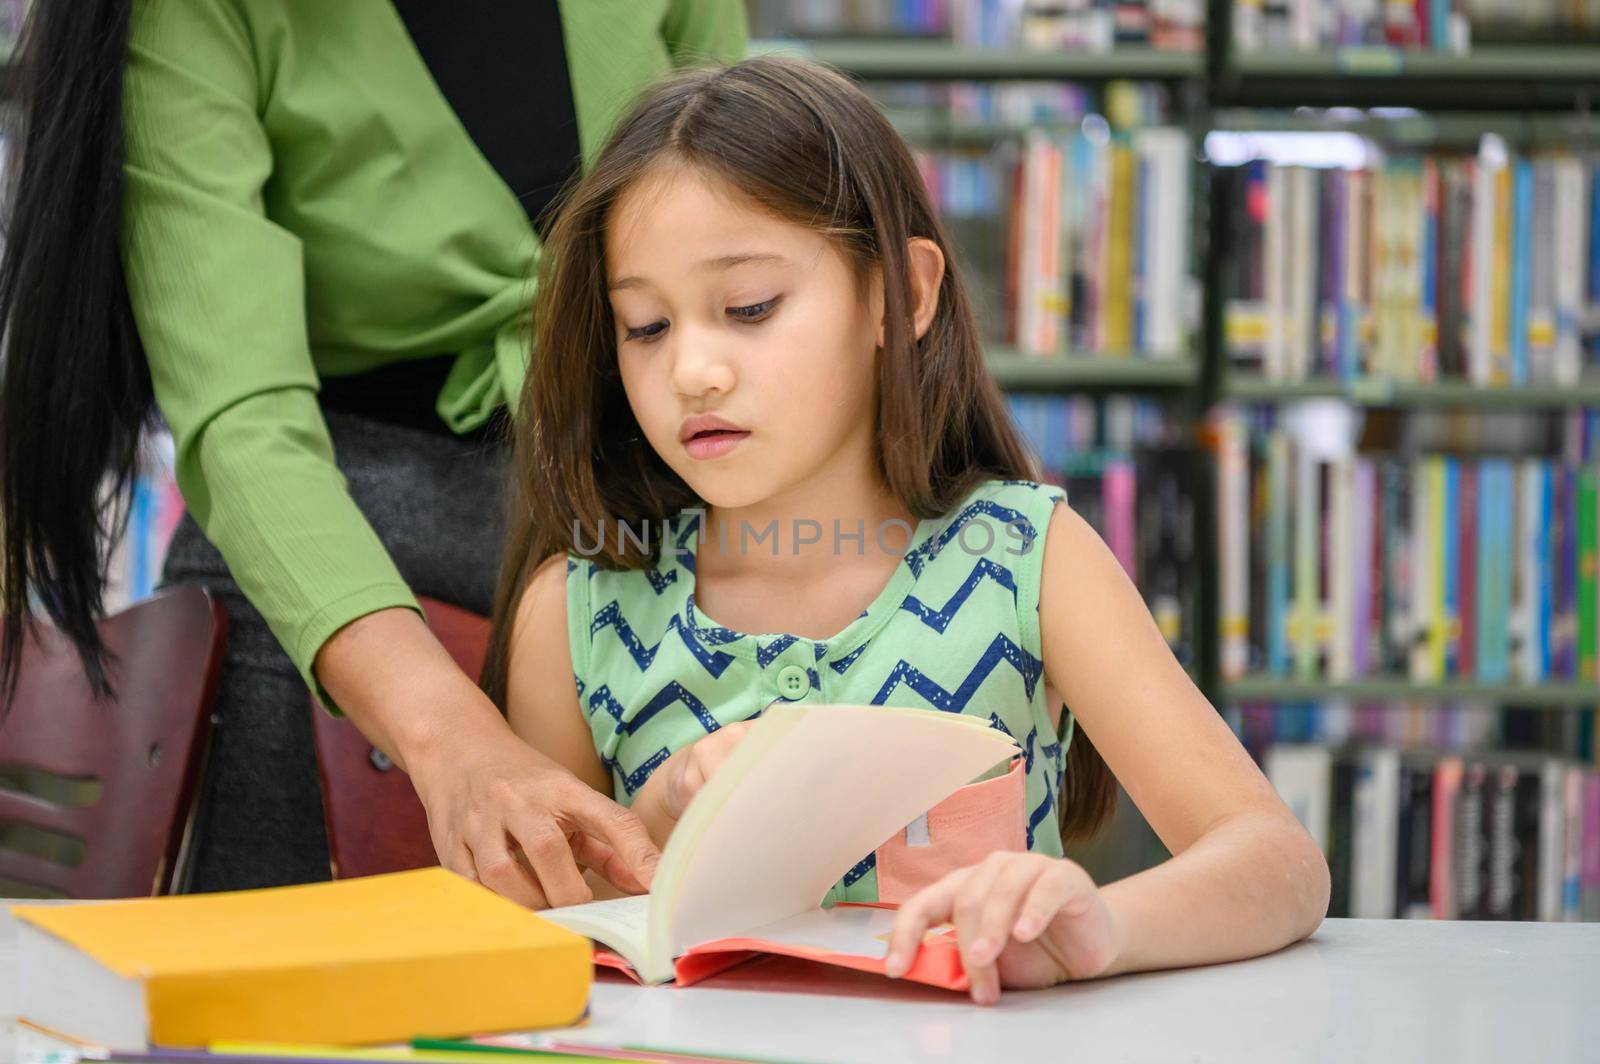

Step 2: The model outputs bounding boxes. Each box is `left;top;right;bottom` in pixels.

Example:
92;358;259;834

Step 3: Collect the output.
12;867;591;1050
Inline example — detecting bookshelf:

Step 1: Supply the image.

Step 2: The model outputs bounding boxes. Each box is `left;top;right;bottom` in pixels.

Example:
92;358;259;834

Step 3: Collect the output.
1224;375;1600;408
985;350;1199;391
753;39;1204;81
1225;677;1600;708
756;1;1600;910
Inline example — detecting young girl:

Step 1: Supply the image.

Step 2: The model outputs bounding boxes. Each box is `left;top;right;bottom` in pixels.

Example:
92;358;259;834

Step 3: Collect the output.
487;56;1329;1004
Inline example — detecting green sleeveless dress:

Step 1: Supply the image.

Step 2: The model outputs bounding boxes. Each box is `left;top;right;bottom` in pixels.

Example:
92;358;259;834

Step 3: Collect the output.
566;478;1076;904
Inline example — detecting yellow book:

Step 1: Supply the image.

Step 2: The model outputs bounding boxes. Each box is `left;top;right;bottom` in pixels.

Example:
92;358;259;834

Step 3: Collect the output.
1101;141;1135;353
1489;167;1512;385
11;867;591;1051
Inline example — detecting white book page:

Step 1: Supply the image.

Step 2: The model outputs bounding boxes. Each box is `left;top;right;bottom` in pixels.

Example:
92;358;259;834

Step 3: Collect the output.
650;704;1018;959
537;895;670;983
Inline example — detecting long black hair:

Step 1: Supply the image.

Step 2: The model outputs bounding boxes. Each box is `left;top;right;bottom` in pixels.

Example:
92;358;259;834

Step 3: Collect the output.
0;0;150;704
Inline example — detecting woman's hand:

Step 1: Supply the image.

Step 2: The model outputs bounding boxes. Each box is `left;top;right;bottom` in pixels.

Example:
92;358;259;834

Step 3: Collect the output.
883;852;1121;1005
406;703;659;909
634;720;757;843
315;606;660;910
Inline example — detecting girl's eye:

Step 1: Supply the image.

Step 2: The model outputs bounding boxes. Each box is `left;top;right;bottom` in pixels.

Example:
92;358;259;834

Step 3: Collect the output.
625;320;668;343
728;298;779;323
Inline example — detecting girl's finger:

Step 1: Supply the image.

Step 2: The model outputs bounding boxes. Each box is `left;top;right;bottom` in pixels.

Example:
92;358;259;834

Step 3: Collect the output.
884;871;964;977
1011;863;1084;943
972;856;1051;962
952;857;1012;1006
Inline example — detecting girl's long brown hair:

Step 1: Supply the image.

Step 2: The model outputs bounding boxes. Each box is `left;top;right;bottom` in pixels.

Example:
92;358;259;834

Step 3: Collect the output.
483;56;1115;844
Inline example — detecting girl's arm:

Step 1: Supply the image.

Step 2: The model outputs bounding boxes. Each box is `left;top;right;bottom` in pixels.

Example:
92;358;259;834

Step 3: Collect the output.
886;501;1328;1000
1033;502;1330;972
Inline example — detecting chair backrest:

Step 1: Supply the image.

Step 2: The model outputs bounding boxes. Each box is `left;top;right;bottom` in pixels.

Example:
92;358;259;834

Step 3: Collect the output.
0;586;227;898
311;597;489;879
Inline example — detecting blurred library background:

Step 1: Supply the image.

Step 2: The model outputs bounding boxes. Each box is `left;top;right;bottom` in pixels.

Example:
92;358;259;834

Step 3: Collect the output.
22;0;1600;921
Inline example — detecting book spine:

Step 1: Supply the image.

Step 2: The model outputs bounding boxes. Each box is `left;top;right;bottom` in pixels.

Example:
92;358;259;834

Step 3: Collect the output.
1580;468;1598;683
1510;158;1533;386
1430;756;1462;919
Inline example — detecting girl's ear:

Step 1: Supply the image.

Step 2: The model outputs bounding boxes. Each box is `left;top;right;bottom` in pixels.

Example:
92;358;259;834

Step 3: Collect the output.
875;237;946;348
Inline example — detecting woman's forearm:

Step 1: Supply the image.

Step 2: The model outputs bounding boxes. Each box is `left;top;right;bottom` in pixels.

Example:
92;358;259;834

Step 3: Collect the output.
313;605;511;774
1098;808;1330;977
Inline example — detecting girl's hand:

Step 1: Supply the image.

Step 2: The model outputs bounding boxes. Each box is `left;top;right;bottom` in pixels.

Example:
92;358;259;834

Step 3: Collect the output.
883;852;1121;1005
648;719;758;822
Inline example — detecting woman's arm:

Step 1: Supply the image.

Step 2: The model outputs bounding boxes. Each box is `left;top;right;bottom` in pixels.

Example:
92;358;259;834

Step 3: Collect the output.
123;0;654;907
1038;501;1329;972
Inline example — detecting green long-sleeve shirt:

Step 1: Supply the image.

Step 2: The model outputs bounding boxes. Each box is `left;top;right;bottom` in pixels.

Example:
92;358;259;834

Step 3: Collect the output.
120;0;747;706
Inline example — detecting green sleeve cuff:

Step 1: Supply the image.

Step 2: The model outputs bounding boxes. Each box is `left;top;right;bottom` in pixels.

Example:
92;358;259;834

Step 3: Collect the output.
294;582;424;716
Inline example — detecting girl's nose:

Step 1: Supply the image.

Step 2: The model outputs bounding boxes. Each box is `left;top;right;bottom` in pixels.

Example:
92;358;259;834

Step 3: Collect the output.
669;326;737;399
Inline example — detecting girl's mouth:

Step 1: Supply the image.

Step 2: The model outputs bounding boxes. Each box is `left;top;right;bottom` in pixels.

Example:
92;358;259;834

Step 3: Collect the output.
684;428;750;460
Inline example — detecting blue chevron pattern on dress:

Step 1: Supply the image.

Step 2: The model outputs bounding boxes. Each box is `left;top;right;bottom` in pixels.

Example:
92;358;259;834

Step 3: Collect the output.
568;478;1075;904
903;500;1039;578
899;558;1019;633
829;642;868;675
619;746;672;797
1026;784;1055;849
869;633;1044;709
841;852;876;886
756;634;799;667
587;680;720;737
590;601;738;679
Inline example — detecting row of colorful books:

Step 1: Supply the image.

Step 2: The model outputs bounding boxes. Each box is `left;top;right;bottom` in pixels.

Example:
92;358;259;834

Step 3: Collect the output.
1009;395;1199;668
750;0;1205;52
1213;406;1600;684
1233;0;1474;53
1266;743;1600;921
1223;149;1600;387
918;126;1194;358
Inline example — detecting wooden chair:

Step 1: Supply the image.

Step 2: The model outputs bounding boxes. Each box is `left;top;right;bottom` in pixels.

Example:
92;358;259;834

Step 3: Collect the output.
310;597;489;879
0;586;227;898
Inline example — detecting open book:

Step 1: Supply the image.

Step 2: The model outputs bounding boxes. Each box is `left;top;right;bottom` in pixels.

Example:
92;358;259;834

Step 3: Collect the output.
540;702;1019;989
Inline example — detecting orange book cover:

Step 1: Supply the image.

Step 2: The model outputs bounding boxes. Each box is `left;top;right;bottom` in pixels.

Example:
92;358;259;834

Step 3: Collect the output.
593;904;969;991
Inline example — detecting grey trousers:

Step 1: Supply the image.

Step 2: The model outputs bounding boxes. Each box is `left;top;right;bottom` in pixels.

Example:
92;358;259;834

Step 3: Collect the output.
160;410;510;892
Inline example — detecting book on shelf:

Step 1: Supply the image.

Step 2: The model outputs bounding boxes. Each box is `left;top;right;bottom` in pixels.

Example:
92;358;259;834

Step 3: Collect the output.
1234;0;1474;53
1223;145;1600;389
1265;743;1600;921
540;702;1019;989
916;120;1193;361
750;0;1204;53
1008;394;1198;668
1214;406;1600;685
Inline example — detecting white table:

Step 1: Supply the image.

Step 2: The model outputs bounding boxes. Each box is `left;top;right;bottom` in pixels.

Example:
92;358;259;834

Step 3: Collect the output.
5;901;1597;1064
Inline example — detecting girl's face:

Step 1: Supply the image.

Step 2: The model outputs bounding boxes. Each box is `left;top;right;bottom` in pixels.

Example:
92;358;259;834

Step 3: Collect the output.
605;164;884;511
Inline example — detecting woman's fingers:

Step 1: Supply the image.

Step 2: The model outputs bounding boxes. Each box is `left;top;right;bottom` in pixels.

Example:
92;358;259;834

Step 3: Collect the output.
468;833;550;910
570;832;648;895
504;813;592;909
564;785;662;892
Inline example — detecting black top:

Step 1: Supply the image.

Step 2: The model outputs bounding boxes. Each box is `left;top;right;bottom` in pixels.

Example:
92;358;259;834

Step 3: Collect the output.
318;1;581;438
